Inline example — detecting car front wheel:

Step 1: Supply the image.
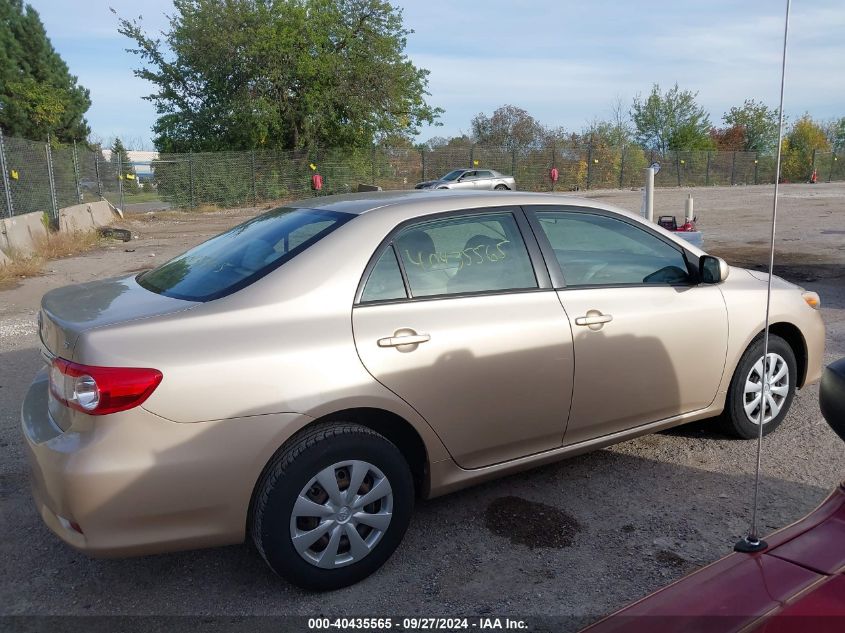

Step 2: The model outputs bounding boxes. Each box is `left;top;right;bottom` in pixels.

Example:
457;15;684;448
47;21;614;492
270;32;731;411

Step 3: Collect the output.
250;422;414;590
722;334;797;439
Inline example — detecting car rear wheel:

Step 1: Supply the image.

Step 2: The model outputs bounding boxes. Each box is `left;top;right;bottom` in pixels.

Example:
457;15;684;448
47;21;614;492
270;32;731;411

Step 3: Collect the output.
494;184;509;190
250;422;414;590
722;334;797;439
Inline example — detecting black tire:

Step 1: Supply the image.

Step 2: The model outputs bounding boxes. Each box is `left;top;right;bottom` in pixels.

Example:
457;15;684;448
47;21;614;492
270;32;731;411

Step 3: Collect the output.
494;184;509;190
721;334;797;439
250;422;414;590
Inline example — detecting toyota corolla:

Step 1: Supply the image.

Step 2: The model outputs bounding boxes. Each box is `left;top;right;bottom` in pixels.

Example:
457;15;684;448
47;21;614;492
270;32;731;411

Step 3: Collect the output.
21;190;824;590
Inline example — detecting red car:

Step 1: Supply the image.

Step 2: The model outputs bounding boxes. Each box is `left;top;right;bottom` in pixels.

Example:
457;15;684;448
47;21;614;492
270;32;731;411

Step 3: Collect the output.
584;357;845;633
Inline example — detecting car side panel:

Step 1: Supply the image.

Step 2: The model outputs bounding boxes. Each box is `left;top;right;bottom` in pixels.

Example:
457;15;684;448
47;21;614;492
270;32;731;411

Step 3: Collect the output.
353;291;574;469
559;284;729;444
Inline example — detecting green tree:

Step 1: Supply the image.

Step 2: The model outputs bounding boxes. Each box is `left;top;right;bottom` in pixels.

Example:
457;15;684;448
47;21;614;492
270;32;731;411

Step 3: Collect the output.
583;96;634;148
583;120;631;149
824;117;845;151
539;126;572;146
580;106;637;189
0;0;90;140
630;83;712;154
723;99;779;152
118;0;441;152
471;105;544;150
781;115;830;182
420;135;472;150
110;138;138;193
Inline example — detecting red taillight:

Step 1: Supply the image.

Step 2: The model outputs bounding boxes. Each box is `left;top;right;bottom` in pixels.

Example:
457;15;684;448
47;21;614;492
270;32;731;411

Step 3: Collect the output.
49;358;163;416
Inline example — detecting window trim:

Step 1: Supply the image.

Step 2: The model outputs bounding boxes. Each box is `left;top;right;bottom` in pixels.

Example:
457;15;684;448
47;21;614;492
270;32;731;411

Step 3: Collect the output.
523;205;701;290
357;243;410;305
354;206;551;306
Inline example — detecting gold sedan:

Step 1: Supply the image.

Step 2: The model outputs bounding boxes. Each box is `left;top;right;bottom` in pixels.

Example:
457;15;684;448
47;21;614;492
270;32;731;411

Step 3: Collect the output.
22;190;824;589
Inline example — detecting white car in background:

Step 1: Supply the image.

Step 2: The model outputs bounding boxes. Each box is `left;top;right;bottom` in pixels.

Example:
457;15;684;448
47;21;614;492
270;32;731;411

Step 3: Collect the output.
415;168;516;190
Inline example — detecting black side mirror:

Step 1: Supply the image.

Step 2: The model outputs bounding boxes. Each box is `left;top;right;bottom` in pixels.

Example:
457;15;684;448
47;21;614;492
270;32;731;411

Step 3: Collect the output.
699;255;729;284
820;358;845;443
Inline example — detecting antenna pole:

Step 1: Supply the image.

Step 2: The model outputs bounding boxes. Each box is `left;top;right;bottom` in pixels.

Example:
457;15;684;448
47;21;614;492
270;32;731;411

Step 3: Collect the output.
735;0;791;554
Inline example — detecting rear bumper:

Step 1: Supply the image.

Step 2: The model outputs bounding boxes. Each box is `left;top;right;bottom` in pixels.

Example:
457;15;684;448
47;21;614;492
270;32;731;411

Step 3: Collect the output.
21;368;309;557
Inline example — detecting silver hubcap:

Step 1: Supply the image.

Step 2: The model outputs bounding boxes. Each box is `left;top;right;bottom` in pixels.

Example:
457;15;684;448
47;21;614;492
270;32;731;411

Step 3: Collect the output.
290;460;393;569
743;352;789;425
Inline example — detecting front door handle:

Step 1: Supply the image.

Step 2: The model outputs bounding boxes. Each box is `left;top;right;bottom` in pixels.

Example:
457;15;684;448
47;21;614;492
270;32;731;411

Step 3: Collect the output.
377;329;431;349
575;310;613;331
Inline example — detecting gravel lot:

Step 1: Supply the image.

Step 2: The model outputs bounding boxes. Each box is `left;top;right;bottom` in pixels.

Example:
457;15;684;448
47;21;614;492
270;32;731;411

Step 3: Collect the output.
1;182;843;627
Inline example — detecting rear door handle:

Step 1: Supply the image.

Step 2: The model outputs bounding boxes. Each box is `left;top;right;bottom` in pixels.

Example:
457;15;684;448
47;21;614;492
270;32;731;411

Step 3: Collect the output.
377;333;431;348
575;311;613;331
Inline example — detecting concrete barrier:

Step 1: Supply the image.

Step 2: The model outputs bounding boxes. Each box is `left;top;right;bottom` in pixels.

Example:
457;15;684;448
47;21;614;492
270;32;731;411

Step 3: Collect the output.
0;210;48;258
58;200;115;232
0;200;117;264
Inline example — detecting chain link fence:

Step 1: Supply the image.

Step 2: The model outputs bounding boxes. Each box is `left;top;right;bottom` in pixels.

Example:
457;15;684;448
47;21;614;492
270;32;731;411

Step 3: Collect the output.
0;132;125;224
1;131;842;220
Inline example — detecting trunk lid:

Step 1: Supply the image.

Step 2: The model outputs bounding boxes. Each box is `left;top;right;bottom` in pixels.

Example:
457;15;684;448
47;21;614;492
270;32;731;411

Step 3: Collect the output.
39;274;196;359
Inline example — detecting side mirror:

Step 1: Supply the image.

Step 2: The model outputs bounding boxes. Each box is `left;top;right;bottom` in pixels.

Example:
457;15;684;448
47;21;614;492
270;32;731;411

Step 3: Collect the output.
699;255;730;284
820;358;845;443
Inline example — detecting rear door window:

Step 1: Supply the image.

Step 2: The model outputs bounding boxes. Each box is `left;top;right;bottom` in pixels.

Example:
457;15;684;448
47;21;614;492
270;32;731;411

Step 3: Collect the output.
138;207;352;301
392;211;537;297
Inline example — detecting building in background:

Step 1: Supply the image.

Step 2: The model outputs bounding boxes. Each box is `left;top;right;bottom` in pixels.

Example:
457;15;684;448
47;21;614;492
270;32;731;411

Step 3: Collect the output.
100;150;158;184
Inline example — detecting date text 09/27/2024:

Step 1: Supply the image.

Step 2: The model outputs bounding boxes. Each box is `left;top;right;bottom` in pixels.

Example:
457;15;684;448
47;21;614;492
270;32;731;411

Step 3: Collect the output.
307;618;529;630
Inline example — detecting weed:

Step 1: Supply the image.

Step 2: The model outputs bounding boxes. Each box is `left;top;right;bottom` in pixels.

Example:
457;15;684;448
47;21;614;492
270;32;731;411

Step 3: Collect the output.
0;230;101;287
0;253;44;288
32;230;100;260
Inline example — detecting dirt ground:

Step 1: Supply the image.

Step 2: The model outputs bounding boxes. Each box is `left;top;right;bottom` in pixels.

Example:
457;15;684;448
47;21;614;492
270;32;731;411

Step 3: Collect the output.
0;182;843;626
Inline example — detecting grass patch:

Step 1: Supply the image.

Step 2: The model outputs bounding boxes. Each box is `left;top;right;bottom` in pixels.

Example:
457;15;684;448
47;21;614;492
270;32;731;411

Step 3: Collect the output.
0;253;44;288
33;229;100;260
0;230;101;288
123;191;162;203
104;191;162;205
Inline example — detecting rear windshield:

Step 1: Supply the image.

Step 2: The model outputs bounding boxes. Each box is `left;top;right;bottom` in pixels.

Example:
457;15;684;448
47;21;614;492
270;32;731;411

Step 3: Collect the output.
137;207;352;301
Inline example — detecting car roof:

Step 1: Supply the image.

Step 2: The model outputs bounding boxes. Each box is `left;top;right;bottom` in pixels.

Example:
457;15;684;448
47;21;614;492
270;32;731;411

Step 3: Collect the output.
292;190;706;257
293;189;631;217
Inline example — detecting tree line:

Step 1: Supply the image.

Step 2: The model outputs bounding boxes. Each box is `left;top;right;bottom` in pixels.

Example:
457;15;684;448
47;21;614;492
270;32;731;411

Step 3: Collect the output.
427;91;842;183
1;0;843;185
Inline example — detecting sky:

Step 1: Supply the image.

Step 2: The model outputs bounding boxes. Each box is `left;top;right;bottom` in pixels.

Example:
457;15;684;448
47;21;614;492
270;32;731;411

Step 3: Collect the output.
28;0;845;149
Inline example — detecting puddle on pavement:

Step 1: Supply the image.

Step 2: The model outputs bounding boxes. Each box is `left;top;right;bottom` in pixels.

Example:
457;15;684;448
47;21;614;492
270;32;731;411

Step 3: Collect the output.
484;495;581;549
